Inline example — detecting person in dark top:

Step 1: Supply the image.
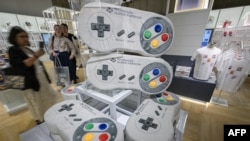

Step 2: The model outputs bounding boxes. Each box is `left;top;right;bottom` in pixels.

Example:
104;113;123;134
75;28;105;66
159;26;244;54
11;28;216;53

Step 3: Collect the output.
61;23;79;83
8;26;59;124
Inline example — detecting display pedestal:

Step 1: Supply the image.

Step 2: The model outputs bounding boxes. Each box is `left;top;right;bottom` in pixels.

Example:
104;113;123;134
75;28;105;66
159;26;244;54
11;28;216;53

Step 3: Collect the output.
175;110;188;141
210;97;228;107
76;81;133;120
210;90;228;107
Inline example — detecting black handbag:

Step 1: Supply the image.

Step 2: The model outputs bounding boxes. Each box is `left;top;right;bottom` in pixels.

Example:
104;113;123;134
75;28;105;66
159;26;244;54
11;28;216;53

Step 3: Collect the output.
0;67;26;90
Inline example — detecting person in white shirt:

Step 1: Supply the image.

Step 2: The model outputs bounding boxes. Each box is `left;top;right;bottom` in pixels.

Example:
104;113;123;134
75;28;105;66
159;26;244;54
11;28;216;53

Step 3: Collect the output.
191;41;222;80
48;24;76;84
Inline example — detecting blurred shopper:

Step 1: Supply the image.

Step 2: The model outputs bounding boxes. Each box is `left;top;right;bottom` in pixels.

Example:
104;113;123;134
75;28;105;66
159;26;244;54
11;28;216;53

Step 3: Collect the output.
48;24;76;84
8;26;59;124
61;23;79;83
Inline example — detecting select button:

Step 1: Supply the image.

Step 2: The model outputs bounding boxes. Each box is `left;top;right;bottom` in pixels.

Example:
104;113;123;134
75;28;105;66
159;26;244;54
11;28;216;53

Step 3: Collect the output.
117;30;125;37
119;74;126;80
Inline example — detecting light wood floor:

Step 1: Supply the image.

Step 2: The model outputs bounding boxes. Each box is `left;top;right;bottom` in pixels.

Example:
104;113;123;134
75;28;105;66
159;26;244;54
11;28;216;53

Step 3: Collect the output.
0;61;250;141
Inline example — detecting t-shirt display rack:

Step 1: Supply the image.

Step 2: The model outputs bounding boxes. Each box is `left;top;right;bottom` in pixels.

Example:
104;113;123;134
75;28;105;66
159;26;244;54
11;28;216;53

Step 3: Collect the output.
205;6;250;106
210;27;250;106
212;26;250;52
211;28;250;106
210;43;250;107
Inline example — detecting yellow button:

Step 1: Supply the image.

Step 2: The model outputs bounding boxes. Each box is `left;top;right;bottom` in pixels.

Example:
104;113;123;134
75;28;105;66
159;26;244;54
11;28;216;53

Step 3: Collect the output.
166;95;174;101
83;133;94;141
151;39;159;48
69;86;76;89
149;81;157;88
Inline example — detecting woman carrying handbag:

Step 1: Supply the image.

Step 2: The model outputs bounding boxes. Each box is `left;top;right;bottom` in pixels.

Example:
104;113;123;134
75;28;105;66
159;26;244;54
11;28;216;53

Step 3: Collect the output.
7;26;60;124
48;24;76;84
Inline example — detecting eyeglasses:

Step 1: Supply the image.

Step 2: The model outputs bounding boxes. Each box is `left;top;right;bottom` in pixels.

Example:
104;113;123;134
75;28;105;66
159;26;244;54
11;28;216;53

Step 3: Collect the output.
17;35;29;38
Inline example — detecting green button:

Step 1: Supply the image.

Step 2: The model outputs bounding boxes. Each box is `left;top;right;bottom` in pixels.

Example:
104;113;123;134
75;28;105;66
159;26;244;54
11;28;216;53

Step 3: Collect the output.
85;123;94;130
143;74;150;81
159;98;165;103
144;31;152;39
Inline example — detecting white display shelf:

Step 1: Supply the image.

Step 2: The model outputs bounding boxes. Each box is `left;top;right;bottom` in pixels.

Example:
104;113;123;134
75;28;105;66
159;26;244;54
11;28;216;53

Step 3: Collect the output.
0;12;20;32
0;12;52;53
35;17;50;33
77;81;133;120
43;6;79;34
17;15;40;33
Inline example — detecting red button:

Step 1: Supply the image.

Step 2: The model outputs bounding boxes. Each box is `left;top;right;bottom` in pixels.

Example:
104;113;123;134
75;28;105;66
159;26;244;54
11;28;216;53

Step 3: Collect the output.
67;89;72;92
161;33;169;42
99;133;109;141
159;76;167;82
163;92;168;96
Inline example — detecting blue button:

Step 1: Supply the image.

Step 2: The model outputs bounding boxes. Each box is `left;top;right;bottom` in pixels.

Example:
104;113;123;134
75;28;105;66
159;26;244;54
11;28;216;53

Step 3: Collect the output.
153;68;160;75
99;123;108;130
156;93;162;97
154;24;162;33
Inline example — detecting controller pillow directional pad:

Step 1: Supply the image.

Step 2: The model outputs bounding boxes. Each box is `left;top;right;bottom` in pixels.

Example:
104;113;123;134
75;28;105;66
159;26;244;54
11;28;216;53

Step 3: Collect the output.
73;117;118;141
91;16;110;38
96;63;114;81
88;12;112;40
137;116;159;133
58;103;74;112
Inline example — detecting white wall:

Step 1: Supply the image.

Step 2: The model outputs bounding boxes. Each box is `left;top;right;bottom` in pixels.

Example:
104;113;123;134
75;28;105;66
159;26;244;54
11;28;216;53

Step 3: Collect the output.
0;0;52;17
166;9;210;56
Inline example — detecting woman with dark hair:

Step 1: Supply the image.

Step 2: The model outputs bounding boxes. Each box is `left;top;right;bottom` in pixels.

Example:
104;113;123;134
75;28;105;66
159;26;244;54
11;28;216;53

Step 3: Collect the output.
8;26;59;124
48;24;76;84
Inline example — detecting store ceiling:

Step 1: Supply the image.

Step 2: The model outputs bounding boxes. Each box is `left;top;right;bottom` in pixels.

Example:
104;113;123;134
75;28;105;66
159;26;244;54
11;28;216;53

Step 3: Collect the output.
51;0;250;12
124;0;250;15
213;0;250;9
